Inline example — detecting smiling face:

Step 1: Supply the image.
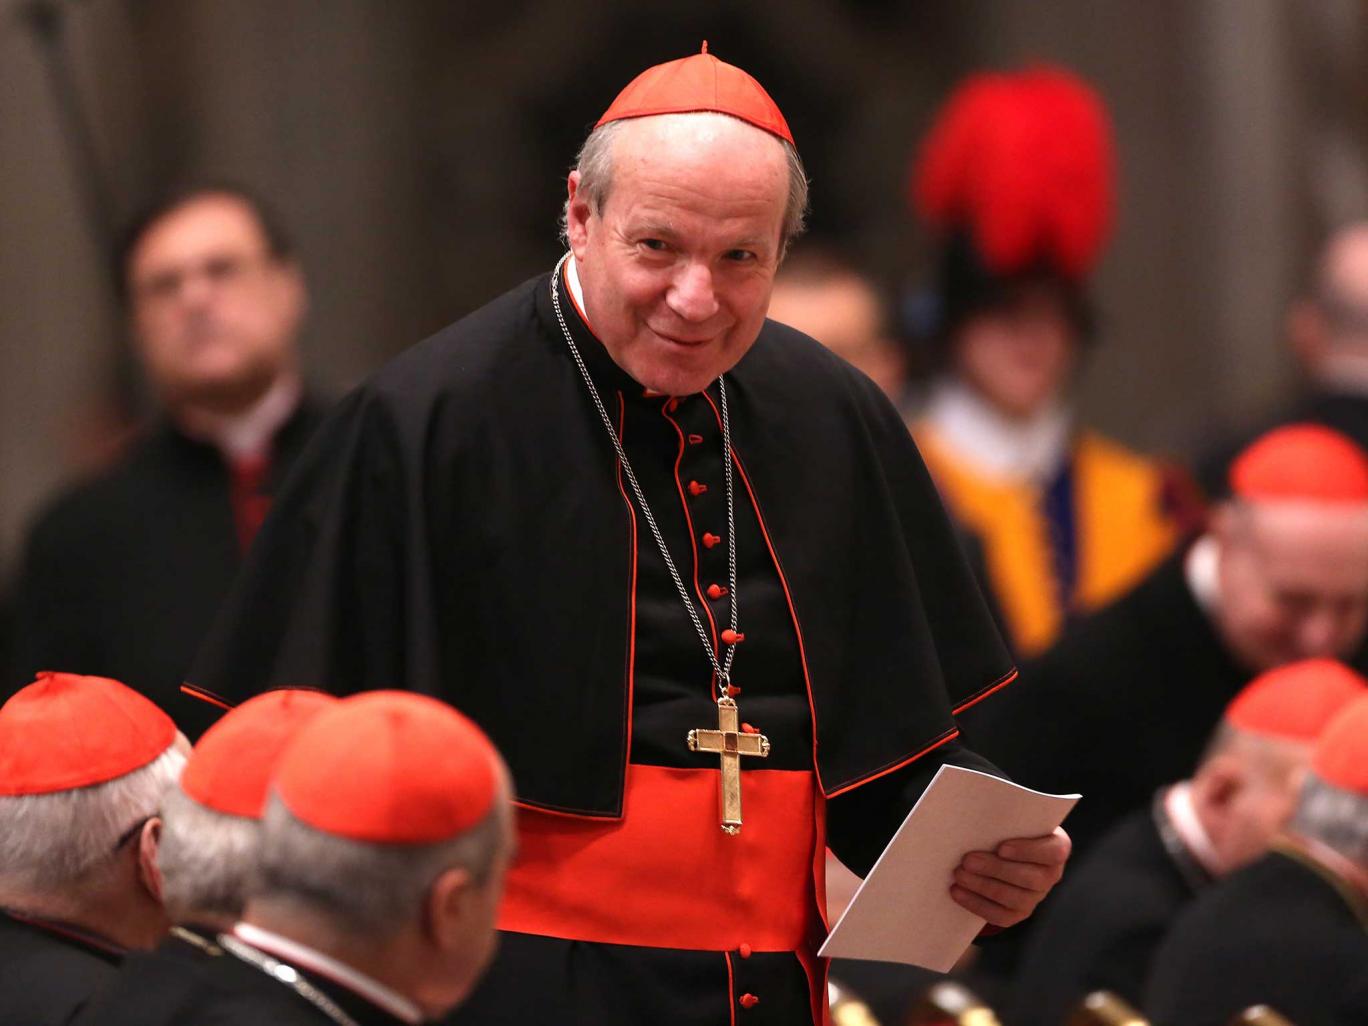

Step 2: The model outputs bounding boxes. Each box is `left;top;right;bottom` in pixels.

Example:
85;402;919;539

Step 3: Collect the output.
565;114;789;395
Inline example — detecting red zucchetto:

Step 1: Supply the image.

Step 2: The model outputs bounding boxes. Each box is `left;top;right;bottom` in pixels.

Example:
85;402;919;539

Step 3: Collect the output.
1225;659;1366;743
0;671;177;796
1229;424;1368;504
273;691;503;844
1311;693;1368;795
181;688;338;819
596;42;794;146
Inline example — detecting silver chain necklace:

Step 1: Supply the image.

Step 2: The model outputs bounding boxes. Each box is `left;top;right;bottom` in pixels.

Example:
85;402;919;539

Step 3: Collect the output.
218;933;363;1026
550;253;740;690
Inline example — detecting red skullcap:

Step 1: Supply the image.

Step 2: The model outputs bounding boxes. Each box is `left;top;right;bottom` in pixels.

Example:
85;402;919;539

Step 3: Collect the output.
1229;424;1368;504
1311;693;1368;795
0;671;177;796
1225;659;1367;743
181;688;338;819
596;42;794;146
274;691;502;844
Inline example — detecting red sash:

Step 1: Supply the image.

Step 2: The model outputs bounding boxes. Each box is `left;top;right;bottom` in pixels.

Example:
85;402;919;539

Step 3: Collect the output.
499;764;822;954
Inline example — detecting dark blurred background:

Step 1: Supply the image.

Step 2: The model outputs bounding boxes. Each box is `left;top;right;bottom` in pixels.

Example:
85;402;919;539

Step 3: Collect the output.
1;0;1366;569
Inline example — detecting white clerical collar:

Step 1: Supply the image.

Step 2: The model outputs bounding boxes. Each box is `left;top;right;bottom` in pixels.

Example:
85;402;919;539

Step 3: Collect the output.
1164;782;1225;877
1184;533;1221;616
178;375;302;460
921;378;1072;484
565;255;591;327
232;921;423;1024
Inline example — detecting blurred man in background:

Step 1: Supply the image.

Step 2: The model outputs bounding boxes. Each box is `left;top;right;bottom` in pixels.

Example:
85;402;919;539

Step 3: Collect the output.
767;246;909;407
908;66;1199;659
1201;221;1368;495
967;424;1368;857
0;672;187;1025
1007;659;1365;1026
1145;694;1368;1026
8;185;328;735
82;691;515;1026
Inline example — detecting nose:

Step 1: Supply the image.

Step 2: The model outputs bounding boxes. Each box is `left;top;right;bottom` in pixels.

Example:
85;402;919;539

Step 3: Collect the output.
665;263;719;323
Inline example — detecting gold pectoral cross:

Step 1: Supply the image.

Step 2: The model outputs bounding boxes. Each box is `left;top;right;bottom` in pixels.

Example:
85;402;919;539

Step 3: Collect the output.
686;694;771;834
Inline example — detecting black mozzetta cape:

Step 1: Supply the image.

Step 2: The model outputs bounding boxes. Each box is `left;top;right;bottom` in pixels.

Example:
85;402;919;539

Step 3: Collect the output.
189;270;1013;817
0;911;122;1025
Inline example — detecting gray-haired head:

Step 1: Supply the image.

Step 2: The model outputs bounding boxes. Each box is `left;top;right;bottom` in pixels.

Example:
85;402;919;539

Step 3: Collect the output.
253;792;511;940
561;113;809;256
1289;772;1368;867
156;785;262;926
0;744;186;897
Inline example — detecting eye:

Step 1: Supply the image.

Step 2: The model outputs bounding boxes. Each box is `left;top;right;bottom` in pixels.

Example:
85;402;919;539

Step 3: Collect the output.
724;249;757;263
639;238;668;253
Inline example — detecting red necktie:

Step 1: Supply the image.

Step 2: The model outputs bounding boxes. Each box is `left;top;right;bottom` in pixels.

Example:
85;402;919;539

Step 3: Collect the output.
228;452;272;553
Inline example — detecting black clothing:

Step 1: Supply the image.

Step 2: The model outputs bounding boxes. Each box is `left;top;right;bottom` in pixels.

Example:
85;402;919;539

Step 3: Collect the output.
10;399;327;736
75;929;409;1026
963;547;1253;857
1006;796;1211;1026
1145;847;1368;1026
1198;389;1368;499
187;269;1014;1024
189;271;1012;812
0;910;122;1025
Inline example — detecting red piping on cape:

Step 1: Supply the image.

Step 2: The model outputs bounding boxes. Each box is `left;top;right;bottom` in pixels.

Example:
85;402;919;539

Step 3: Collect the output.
663;401;724;701
724;950;738;1026
180;683;234;712
953;667;1018;715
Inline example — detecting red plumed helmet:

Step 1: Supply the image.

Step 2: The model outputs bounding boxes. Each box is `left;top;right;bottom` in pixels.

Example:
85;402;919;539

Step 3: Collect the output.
912;66;1115;281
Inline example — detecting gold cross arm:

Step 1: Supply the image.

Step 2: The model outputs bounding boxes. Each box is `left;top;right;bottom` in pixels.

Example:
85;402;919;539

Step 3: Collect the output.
686;695;771;835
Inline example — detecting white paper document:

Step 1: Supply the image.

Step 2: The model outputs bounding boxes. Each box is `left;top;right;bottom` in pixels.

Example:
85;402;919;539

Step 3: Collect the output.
817;765;1079;972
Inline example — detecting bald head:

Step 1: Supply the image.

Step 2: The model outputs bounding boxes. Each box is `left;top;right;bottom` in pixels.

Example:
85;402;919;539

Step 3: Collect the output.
1289;222;1368;377
1212;499;1368;670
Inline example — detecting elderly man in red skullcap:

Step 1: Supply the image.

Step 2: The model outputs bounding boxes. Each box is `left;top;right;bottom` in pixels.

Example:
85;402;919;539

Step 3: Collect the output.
1008;658;1366;1026
967;423;1368;858
78;691;515;1026
1145;693;1368;1026
0;672;189;1026
187;46;1069;1025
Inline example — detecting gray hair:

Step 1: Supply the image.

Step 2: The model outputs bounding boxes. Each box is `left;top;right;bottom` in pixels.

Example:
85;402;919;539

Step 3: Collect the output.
561;114;810;254
157;786;261;923
254;794;509;939
1289;772;1368;866
0;744;186;893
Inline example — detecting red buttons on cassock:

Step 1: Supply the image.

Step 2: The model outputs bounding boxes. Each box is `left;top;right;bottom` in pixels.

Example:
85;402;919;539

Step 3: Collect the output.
706;584;728;600
739;994;760;1009
721;629;744;645
738;943;752;959
688;480;708;496
702;532;722;549
643;388;665;398
688;433;704;445
667;398;680;413
726;685;741;697
741;723;758;734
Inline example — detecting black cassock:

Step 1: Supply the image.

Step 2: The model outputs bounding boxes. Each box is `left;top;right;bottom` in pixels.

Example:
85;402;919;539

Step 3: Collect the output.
964;547;1368;857
0;910;122;1025
8;401;326;736
1005;794;1211;1026
1144;846;1368;1026
73;928;409;1026
189;267;1014;1025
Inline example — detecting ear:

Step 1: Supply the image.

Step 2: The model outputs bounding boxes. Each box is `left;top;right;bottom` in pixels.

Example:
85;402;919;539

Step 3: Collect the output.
139;817;165;903
272;259;310;335
423;866;475;951
565;171;593;260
